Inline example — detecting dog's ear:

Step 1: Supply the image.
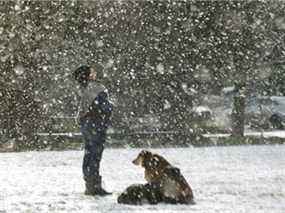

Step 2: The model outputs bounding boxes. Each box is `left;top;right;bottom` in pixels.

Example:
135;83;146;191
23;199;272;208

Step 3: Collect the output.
140;150;151;156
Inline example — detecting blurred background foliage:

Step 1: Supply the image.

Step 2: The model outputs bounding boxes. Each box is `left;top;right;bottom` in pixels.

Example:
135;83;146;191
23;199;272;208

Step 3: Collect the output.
0;0;285;149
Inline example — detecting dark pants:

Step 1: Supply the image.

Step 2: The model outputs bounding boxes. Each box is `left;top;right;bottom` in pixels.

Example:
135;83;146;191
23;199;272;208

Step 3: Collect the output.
80;119;106;180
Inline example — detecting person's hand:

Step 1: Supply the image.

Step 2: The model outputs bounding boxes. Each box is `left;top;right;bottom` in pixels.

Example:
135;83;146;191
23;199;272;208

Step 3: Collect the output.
76;111;87;124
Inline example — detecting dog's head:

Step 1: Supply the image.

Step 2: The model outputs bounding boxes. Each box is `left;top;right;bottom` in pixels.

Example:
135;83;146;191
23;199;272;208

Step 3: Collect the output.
132;150;152;167
132;150;170;170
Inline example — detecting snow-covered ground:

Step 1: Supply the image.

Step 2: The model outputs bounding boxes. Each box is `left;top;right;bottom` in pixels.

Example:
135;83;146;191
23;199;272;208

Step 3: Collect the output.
1;145;284;213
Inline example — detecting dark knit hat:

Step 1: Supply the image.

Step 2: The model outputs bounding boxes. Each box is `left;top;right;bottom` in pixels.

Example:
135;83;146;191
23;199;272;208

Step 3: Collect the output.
73;64;105;86
73;65;91;86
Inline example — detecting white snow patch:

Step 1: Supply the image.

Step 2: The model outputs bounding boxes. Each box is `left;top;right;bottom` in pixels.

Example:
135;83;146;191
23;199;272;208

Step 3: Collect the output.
193;106;212;115
106;59;114;68
156;63;164;74
222;86;235;94
96;40;104;48
0;146;284;212
14;4;21;11
14;64;25;75
164;99;171;110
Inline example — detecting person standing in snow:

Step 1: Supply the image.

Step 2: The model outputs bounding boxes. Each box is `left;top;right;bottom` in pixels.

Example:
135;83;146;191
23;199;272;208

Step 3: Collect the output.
73;64;113;196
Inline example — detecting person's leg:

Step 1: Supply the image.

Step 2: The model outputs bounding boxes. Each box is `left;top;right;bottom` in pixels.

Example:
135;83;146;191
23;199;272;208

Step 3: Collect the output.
82;132;104;178
81;120;110;195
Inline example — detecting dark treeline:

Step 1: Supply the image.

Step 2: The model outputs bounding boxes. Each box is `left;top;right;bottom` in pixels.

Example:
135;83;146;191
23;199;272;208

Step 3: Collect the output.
0;1;285;148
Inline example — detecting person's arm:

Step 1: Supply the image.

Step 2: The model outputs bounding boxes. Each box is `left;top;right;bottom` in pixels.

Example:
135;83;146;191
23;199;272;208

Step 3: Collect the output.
93;91;113;114
75;92;83;124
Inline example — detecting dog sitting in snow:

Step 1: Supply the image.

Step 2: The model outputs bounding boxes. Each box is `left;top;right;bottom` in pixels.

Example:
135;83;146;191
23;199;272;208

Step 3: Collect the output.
118;150;194;205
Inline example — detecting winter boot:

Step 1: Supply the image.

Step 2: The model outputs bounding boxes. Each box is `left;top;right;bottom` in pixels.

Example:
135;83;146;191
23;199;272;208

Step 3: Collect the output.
84;176;112;196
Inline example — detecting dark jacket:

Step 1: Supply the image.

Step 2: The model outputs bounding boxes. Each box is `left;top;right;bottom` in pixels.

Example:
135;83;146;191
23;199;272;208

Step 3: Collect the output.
86;91;113;131
77;82;113;131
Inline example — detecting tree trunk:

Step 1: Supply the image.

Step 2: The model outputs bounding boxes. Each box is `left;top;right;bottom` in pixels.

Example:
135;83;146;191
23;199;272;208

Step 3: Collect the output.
231;95;245;137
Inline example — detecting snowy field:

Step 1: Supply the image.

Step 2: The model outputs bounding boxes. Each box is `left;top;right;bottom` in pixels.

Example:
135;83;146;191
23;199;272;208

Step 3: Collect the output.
0;145;284;213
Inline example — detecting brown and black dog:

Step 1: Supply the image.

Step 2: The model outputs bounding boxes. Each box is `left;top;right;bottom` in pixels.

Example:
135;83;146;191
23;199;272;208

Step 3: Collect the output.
131;150;194;204
118;150;194;205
